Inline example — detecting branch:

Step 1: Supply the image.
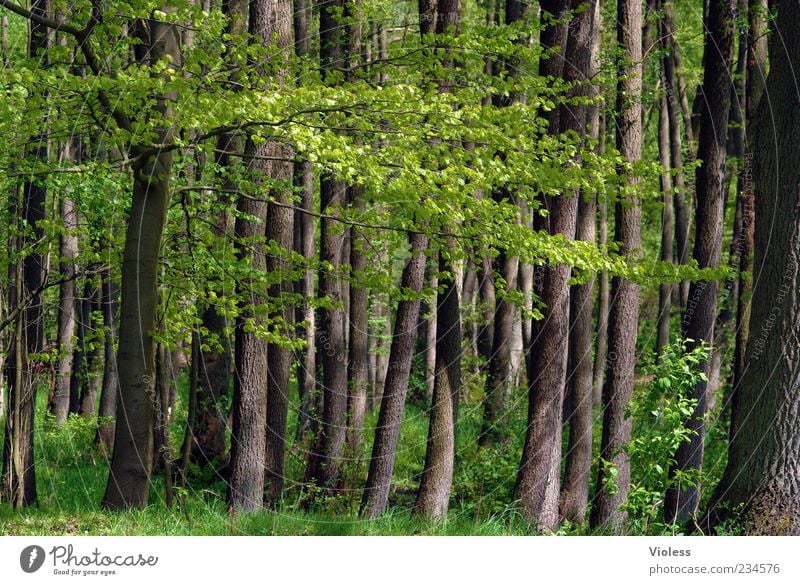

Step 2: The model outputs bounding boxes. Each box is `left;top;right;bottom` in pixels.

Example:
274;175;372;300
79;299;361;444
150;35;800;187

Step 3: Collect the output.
0;265;105;336
0;0;82;36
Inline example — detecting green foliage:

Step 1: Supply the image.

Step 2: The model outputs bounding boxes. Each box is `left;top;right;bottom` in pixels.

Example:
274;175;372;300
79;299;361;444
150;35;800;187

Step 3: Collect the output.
622;339;709;534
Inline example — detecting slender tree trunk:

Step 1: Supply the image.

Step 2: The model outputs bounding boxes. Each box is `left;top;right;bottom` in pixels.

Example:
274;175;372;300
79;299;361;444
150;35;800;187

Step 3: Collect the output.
590;0;643;531
361;231;428;518
731;0;767;398
479;243;518;446
662;1;691;306
2;0;48;508
664;0;735;526
347;183;370;459
560;0;601;524
592;115;609;406
705;3;800;532
103;16;180;509
293;0;316;440
516;0;585;531
262;0;295;507
95;265;119;452
305;0;349;495
656;90;674;355
53;141;79;424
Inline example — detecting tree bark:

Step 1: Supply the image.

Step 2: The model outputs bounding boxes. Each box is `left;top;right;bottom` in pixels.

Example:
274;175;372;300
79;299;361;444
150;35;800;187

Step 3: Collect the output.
262;0;295;508
95;264;119;452
516;0;584;531
705;1;800;533
361;231;428;518
656;90;674;355
53;142;79;425
560;0;601;525
2;0;48;508
102;15;180;510
664;0;735;526
415;245;461;521
590;0;643;531
304;0;349;495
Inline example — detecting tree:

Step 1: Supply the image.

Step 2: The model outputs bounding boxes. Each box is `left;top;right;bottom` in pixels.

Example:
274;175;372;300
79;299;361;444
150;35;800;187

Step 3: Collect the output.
591;0;643;530
103;14;182;509
361;231;428;518
228;0;293;511
262;0;295;508
560;0;601;525
304;0;349;495
517;0;590;531
664;0;735;526
2;0;48;509
414;0;463;522
705;0;800;534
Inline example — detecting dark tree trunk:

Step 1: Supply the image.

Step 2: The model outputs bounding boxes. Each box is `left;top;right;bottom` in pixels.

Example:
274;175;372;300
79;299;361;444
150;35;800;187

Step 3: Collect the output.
560;0;601;525
304;0;349;495
2;0;48;508
590;0;643;531
516;0;584;531
95;265;119;452
103;16;181;509
347;189;369;459
361;231;428;518
262;0;295;507
228;0;291;511
731;0;767;399
705;2;800;533
293;0;317;440
664;0;735;526
415;245;461;521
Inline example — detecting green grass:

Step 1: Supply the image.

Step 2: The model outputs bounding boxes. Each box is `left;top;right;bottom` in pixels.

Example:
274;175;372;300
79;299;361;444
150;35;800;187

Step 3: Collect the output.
0;375;542;536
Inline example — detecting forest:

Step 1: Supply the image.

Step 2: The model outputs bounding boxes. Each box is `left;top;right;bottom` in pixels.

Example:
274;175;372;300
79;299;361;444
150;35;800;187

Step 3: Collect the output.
0;0;798;537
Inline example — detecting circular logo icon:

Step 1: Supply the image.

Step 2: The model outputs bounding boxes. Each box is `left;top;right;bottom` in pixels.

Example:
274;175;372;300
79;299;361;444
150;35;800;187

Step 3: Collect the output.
20;545;46;573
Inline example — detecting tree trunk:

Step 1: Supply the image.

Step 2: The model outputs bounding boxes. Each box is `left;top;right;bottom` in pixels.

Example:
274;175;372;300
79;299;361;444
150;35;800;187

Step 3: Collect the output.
415;245;461;521
347;185;369;460
2;0;48;508
479;244;518;446
102;17;180;509
262;0;295;508
516;0;584;531
361;231;428;518
228;0;291;511
304;0;349;495
53;144;79;425
663;1;691;306
705;2;800;533
95;265;119;452
731;0;767;398
560;0;601;525
664;0;735;526
590;0;643;531
293;0;316;440
656;90;674;355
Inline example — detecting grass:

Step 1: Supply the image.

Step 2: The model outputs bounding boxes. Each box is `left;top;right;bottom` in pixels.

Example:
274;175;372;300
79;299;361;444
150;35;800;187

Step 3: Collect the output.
0;374;543;536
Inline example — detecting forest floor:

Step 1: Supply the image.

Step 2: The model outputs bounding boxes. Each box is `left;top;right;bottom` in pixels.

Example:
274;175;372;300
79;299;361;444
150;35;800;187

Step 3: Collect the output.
0;370;723;536
0;375;548;536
